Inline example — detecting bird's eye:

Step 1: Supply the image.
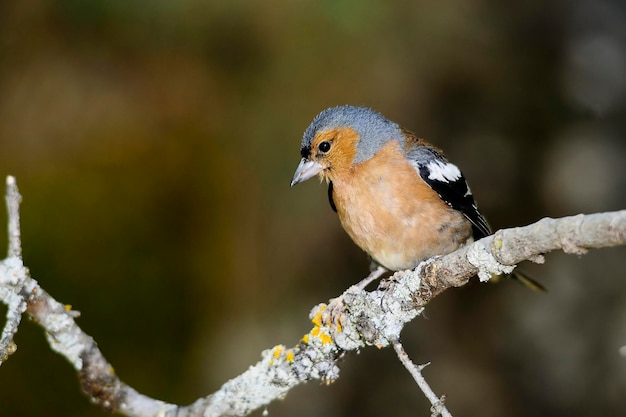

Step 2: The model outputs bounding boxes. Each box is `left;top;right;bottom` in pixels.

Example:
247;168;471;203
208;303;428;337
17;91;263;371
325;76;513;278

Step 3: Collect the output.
318;141;331;153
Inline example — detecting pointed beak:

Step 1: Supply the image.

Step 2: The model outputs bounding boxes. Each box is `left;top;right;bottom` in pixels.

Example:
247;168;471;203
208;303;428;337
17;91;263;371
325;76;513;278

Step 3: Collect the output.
290;159;324;187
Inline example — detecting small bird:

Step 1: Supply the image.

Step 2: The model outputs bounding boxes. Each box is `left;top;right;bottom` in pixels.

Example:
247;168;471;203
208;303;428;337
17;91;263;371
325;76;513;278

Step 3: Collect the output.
291;105;542;290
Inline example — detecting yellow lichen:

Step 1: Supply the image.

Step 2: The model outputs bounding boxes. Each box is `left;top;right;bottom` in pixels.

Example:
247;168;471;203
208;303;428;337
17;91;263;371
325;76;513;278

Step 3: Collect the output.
301;334;309;344
319;331;333;345
311;326;320;337
273;345;284;358
285;349;295;363
311;304;327;327
64;304;72;311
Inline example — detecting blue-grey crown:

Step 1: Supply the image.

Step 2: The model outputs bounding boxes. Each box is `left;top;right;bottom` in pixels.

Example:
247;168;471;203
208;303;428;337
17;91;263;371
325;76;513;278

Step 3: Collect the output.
301;105;405;164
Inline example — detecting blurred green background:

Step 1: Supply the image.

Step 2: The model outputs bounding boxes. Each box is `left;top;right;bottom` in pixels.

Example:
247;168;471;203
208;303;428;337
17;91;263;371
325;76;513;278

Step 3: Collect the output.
1;1;625;416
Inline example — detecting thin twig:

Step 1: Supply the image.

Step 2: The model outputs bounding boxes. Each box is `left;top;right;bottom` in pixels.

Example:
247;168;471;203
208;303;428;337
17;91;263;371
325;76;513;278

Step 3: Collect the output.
5;176;22;259
0;176;27;365
392;340;453;417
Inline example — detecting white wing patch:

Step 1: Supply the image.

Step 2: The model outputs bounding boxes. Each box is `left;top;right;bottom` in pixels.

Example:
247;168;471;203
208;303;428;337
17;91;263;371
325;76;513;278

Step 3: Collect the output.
426;160;462;183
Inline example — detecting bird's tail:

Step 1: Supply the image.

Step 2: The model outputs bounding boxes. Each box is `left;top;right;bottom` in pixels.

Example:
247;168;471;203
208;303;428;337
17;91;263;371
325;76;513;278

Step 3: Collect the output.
490;270;546;292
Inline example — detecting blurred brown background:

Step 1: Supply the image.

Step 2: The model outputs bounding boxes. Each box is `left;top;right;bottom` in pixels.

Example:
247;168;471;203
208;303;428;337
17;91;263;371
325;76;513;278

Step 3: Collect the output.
1;1;625;416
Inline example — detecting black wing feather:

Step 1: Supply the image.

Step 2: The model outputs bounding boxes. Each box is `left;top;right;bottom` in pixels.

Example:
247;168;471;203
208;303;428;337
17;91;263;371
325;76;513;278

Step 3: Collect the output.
411;147;491;239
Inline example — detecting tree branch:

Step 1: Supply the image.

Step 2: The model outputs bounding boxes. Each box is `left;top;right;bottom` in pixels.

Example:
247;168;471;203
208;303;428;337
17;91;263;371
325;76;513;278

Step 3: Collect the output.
392;340;452;417
1;176;625;416
0;176;29;363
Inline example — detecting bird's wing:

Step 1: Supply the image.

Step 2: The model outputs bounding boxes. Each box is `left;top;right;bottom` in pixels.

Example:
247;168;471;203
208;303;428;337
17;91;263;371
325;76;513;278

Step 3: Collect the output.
408;146;492;239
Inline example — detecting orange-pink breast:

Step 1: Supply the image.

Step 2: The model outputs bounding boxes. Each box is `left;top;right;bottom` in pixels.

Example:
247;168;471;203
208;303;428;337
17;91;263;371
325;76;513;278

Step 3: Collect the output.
331;141;473;270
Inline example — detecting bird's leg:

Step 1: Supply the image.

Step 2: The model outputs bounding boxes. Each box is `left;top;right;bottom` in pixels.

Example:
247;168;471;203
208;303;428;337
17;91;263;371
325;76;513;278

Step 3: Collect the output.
355;265;387;290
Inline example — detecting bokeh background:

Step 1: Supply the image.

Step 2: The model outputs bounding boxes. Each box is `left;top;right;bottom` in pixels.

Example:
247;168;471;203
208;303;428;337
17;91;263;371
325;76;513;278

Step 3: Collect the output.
1;1;625;416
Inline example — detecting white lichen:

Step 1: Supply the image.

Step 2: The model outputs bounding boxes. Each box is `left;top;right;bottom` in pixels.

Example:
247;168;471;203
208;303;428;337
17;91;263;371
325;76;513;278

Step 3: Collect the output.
40;298;86;369
0;256;33;363
466;241;515;282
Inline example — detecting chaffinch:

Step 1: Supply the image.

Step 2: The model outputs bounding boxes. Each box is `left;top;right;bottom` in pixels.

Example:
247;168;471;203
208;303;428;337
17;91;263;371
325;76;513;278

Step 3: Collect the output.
291;105;542;290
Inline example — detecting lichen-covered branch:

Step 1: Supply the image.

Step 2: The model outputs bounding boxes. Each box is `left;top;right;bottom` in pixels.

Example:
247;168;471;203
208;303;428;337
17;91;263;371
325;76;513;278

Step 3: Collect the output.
0;175;625;416
0;177;29;364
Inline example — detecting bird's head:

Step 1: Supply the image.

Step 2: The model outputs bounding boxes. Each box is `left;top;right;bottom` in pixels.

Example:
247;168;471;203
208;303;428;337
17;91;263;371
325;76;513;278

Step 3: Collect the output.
290;105;405;186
